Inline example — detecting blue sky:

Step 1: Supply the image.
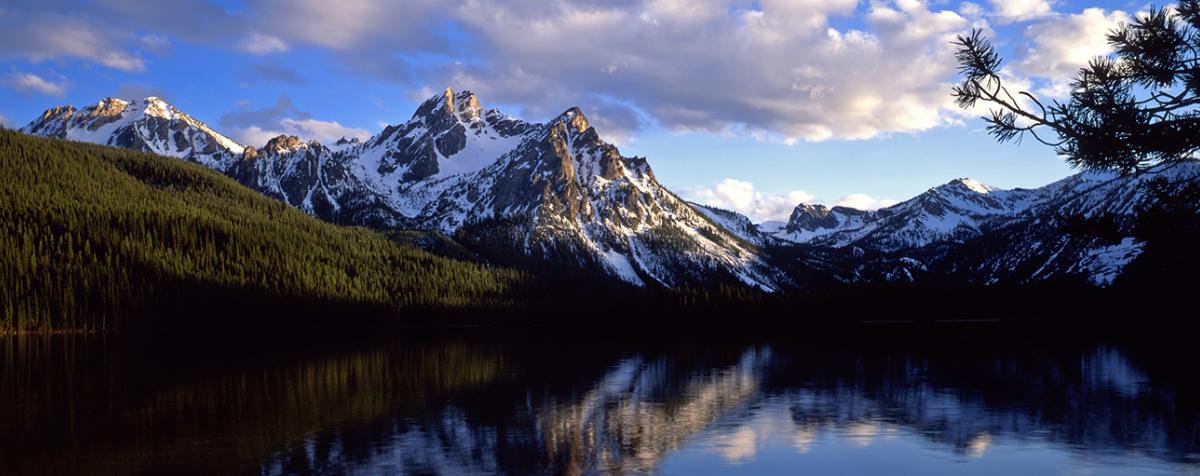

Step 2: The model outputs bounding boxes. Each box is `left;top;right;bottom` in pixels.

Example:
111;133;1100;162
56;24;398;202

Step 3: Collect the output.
0;0;1143;221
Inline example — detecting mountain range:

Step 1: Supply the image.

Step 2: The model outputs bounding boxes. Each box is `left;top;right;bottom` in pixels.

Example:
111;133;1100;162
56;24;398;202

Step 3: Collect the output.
18;90;1200;290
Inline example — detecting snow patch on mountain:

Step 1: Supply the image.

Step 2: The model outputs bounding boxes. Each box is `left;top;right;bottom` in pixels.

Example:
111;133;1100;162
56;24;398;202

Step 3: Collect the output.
21;90;781;289
22;96;245;170
1076;237;1144;286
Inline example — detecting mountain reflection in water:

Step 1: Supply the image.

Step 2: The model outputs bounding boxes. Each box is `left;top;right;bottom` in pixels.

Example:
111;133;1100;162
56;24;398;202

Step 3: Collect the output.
2;334;1197;475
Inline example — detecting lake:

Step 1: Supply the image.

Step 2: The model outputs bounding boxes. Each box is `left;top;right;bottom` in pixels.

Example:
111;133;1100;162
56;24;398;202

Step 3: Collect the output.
2;330;1198;475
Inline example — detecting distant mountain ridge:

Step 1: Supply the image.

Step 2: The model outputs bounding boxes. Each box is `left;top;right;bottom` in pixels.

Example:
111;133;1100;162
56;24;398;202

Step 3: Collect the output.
22;97;244;169
20;91;1200;289
23;90;779;289
764;162;1200;286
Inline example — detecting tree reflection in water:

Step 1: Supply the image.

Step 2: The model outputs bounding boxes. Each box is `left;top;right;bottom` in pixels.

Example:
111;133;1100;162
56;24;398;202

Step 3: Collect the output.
2;335;1197;475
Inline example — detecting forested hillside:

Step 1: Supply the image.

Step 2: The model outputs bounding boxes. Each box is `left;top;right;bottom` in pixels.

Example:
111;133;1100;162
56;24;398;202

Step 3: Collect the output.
0;129;524;333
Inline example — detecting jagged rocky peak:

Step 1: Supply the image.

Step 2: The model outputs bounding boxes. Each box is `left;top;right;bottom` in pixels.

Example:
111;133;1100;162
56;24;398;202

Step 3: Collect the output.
16;90;782;289
138;96;176;118
39;104;77;120
22;105;77;138
91;97;130;117
241;145;260;160
23;94;245;168
946;177;994;194
554;106;591;134
452;89;483;122
777;202;874;237
786;203;837;232
791;203;831;219
264;134;307;152
413;87;483;123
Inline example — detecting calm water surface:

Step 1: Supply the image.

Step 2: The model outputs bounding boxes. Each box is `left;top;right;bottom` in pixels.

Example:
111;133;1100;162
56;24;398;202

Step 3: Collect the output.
2;332;1198;475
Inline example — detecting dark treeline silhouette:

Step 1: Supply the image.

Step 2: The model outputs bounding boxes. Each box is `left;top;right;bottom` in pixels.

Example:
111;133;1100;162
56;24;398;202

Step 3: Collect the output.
2;126;1197;335
0;128;523;333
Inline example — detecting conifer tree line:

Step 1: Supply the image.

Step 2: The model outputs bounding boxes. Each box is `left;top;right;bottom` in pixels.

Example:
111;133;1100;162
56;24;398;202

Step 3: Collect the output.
0;129;524;332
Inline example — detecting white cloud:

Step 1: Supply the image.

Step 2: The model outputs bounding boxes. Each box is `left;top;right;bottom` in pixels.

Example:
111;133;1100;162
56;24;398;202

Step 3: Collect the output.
0;14;146;72
4;73;66;96
247;0;442;49
231;118;371;147
220;96;369;145
1;0;1060;144
231;126;284;148
240;33;289;55
684;178;814;222
834;193;898;210
1016;8;1128;96
960;2;984;18
8;0;991;143
305;0;975;142
685;179;905;218
0;112;10;128
279;118;371;142
988;0;1055;23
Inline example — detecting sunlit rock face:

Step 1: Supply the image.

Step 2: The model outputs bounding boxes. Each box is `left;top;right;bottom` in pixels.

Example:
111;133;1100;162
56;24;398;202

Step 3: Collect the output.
21;91;782;289
21;92;1200;289
21;97;245;170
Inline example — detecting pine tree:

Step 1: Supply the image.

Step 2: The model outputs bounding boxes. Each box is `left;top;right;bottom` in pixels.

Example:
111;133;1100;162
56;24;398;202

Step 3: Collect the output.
952;1;1200;173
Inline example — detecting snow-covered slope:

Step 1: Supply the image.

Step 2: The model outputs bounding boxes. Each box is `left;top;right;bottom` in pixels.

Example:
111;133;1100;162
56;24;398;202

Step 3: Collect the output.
929;162;1200;286
22;91;781;289
688;202;772;246
21;97;244;169
765;162;1200;286
22;92;1197;290
768;178;1039;251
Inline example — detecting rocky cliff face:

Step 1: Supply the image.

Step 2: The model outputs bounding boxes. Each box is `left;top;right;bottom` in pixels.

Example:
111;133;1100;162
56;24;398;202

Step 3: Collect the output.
21;97;245;170
23;90;1198;290
22;90;781;289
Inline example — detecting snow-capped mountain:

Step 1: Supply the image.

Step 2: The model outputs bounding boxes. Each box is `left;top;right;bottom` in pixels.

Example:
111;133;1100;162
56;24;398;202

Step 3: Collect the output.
20;91;1199;290
21;97;245;169
765;162;1200;286
929;163;1200;286
22;90;780;289
767;178;1039;251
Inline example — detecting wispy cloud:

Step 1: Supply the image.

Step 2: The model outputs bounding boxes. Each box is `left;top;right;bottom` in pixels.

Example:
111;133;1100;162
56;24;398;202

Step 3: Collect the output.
4;73;66;96
988;0;1056;23
0;0;1126;149
0;13;148;72
239;33;288;55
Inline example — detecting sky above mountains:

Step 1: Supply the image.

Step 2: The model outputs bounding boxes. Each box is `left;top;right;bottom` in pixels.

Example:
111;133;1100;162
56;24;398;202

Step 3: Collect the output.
0;0;1136;221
